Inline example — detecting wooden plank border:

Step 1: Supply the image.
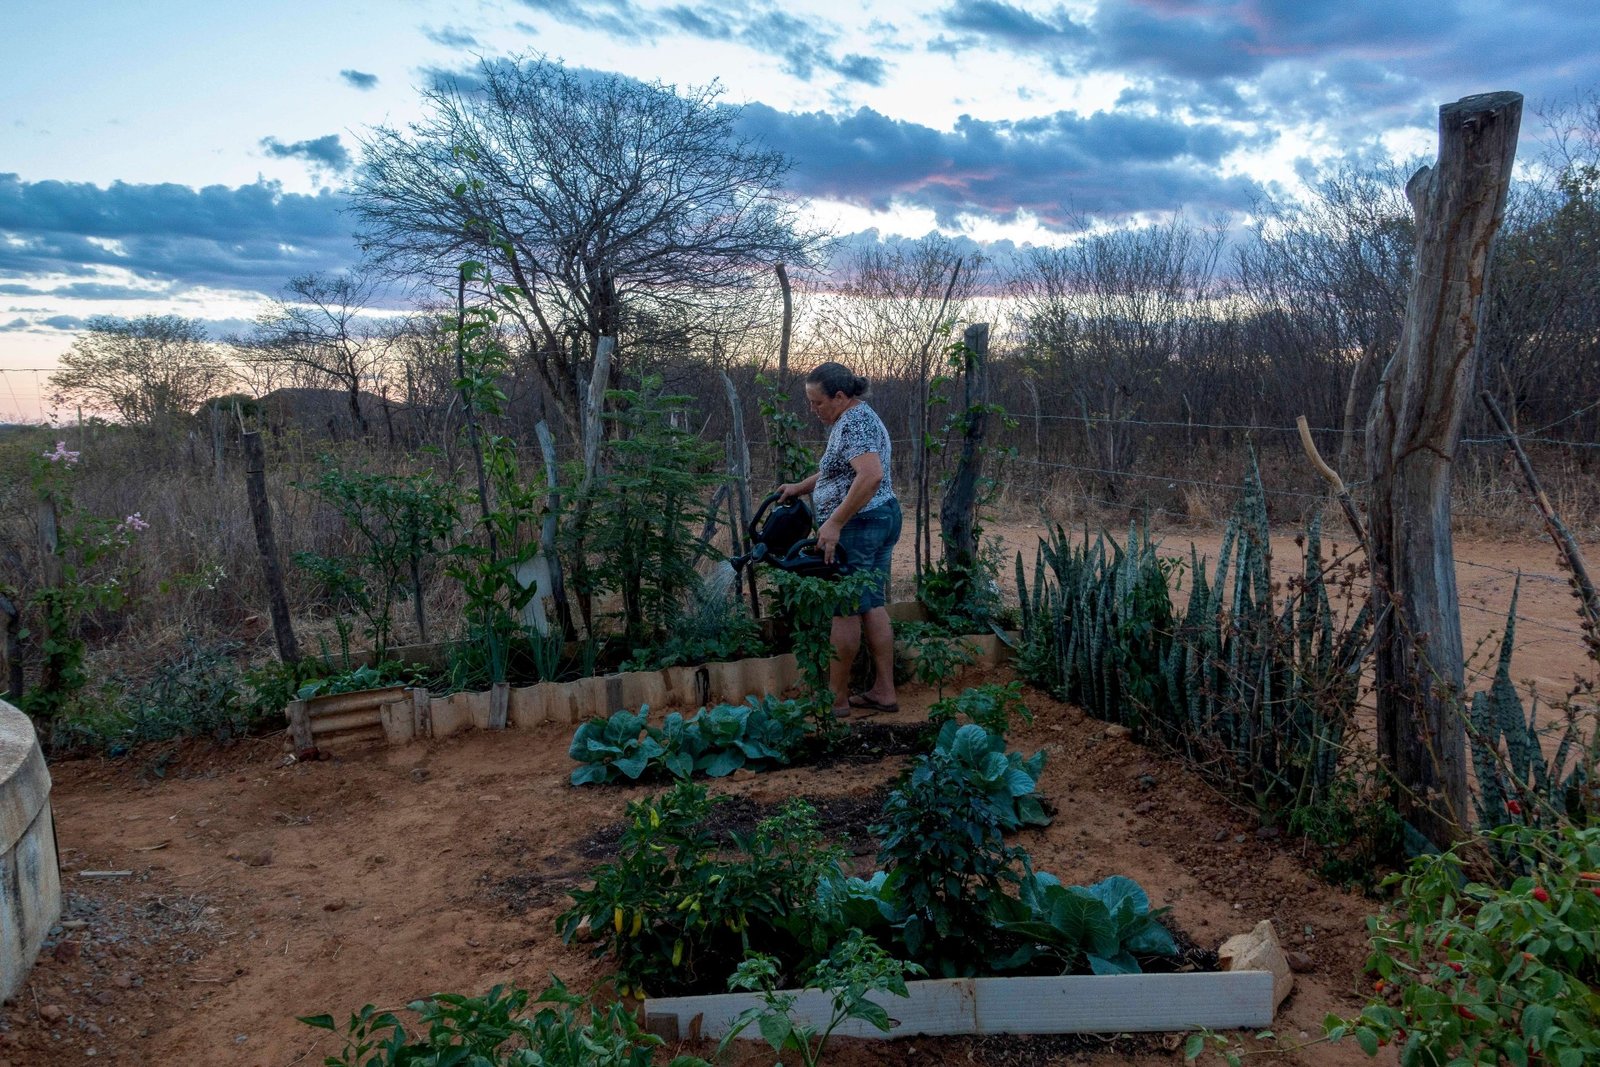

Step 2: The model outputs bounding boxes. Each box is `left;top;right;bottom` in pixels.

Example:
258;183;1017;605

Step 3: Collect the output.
644;971;1275;1042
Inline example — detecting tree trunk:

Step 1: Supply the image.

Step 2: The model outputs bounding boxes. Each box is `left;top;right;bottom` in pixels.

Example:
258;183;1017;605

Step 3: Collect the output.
1367;91;1522;849
243;431;300;664
940;323;990;574
534;420;574;638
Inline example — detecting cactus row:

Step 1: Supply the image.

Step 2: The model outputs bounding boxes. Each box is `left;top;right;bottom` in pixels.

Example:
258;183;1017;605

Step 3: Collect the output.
1016;451;1371;813
1468;575;1596;829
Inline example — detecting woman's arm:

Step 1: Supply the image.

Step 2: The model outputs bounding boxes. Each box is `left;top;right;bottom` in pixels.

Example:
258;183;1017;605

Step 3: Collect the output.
815;452;883;563
777;472;819;500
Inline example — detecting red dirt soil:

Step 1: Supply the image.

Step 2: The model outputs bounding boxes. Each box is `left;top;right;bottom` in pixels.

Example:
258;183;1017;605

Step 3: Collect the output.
6;530;1591;1067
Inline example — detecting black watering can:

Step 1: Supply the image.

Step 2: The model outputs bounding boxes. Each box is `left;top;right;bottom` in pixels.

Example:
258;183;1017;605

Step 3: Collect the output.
729;491;849;578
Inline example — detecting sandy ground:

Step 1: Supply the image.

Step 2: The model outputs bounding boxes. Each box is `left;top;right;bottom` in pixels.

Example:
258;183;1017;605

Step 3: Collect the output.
3;526;1591;1067
7;666;1392;1067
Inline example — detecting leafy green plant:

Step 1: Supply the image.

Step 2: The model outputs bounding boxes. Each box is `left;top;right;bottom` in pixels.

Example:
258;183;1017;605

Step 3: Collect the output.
931;721;1051;830
444;279;549;688
1286;757;1402;891
293;458;459;658
896;621;977;699
756;371;814;485
1326;823;1600;1067
872;733;1028;973
568;696;809;785
568;708;665;784
558;784;845;998
768;568;880;728
718;932;925;1067
299;978;708;1066
19;443;146;722
993;872;1178;975
928;681;1032;737
620;591;765;672
575;377;724;648
295;661;423;702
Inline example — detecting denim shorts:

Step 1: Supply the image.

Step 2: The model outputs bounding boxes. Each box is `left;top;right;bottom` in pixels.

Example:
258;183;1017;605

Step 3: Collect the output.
836;497;902;615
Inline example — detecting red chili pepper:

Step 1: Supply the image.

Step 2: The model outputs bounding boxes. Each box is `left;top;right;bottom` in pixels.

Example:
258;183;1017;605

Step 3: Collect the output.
1457;1005;1478;1021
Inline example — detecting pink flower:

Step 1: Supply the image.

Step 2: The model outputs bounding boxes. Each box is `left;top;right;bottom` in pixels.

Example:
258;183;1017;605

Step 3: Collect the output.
111;512;150;540
43;441;81;465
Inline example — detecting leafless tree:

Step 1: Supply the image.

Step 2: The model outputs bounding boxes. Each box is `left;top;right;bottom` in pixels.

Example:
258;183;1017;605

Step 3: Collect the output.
1480;91;1600;433
1014;215;1225;499
1234;163;1415;471
351;54;820;444
48;315;236;429
245;269;395;437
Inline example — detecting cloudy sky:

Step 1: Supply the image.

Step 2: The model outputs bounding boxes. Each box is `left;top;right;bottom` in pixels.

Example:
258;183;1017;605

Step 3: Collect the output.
3;0;1598;420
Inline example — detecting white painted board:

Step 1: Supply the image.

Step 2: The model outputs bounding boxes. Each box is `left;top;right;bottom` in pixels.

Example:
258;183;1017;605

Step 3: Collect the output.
645;971;1274;1042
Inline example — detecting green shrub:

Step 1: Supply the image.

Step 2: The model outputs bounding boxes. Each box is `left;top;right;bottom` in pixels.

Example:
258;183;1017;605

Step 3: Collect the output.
1327;823;1600;1066
621;590;765;673
49;641;259;756
720;931;924;1067
873;732;1029;973
928;681;1032;737
931;721;1051;830
896;621;977;699
557;783;844;997
299;979;707;1066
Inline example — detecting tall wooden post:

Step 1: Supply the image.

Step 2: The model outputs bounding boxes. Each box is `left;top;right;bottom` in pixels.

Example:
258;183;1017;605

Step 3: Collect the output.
940;323;990;575
243;431;301;664
1367;91;1522;848
775;263;793;389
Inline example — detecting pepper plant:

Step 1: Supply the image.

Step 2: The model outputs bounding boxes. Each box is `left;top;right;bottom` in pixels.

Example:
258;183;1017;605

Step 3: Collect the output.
1327;822;1600;1067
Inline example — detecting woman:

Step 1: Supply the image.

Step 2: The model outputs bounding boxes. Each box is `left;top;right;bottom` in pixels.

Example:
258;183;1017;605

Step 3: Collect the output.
777;362;902;717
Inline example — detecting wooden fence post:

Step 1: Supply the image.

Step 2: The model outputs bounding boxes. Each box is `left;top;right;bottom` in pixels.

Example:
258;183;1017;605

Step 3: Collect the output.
1367;91;1522;849
721;372;760;618
775;263;793;389
243;431;301;665
940;322;990;577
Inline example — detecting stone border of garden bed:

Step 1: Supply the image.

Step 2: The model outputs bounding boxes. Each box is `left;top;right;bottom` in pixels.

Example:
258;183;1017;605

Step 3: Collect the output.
642;970;1278;1042
283;603;1014;753
1;696;61;1002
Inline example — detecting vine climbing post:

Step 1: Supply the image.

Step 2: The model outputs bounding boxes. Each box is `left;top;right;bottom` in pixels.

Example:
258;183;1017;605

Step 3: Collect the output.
1366;91;1522;849
940;323;989;581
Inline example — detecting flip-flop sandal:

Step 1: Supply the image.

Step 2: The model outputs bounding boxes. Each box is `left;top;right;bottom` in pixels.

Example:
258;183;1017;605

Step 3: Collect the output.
848;694;900;714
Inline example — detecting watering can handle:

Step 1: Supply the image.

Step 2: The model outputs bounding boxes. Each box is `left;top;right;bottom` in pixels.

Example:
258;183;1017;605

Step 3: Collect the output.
787;539;850;568
749;490;784;531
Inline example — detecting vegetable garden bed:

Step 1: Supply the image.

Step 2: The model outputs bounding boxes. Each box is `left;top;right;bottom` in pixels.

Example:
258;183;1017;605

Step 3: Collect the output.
281;620;1013;754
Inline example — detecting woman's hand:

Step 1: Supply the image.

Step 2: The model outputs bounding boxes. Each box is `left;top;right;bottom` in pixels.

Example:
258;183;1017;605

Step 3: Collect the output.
777;482;802;501
816;516;843;563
